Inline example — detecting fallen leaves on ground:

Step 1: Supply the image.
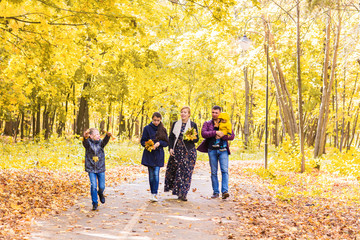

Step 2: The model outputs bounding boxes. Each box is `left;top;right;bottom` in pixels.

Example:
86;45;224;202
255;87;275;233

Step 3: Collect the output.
0;166;142;239
224;161;360;239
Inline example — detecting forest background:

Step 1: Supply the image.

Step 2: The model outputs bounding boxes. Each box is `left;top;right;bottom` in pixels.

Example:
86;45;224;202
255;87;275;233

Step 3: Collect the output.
2;0;360;238
2;0;360;167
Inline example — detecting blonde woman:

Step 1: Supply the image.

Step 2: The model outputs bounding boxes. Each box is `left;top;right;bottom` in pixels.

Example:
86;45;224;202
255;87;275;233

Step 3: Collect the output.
164;106;199;201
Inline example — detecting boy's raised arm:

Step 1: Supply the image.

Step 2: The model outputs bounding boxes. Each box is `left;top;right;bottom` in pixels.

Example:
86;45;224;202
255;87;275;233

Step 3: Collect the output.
101;133;111;148
82;130;90;148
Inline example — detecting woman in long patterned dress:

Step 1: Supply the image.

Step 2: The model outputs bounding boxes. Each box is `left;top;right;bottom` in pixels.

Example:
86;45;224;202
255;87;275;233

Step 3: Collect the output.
164;106;199;201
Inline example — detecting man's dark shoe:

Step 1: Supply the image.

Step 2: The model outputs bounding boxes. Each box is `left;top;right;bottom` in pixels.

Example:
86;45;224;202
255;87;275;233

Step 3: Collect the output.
92;203;98;211
222;192;230;199
99;193;105;204
211;193;220;199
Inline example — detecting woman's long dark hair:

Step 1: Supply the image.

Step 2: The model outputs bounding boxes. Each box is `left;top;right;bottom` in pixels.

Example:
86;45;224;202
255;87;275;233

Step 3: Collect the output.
153;112;168;143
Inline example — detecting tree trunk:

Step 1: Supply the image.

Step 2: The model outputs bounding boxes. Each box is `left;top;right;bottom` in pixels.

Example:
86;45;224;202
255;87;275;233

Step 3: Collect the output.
264;23;297;141
321;8;342;155
258;125;265;148
49;107;56;139
58;91;70;137
314;10;342;157
339;72;346;152
335;77;339;148
57;104;65;137
32;111;36;139
313;14;331;157
274;56;298;137
43;104;50;140
244;66;250;149
20;110;24;139
135;118;140;137
76;77;91;136
140;104;145;137
267;52;297;141
118;98;125;137
344;121;350;150
296;0;305;172
349;103;360;149
107;102;111;132
355;132;360;148
100;120;105;132
128;117;134;140
13;114;21;142
274;110;279;146
73;83;76;135
4;120;15;136
36;102;41;137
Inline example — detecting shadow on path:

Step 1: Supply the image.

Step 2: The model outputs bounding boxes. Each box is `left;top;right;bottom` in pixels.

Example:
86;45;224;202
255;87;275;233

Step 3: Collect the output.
30;162;239;240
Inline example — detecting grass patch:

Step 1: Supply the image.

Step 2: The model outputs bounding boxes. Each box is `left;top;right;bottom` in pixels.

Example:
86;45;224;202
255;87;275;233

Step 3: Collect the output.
0;137;143;170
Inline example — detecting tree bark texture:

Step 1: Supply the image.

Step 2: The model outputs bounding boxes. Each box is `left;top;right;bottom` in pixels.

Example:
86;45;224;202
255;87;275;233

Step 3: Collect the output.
314;9;342;157
76;76;91;136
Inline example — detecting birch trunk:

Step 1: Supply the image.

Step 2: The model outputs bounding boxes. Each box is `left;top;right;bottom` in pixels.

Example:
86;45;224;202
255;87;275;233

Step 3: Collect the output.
314;11;332;157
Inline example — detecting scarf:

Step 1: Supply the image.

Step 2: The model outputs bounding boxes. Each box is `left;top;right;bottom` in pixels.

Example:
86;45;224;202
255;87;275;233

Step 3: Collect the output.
172;119;191;149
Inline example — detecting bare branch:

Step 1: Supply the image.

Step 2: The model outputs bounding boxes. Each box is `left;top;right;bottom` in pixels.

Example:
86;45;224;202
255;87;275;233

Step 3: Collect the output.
0;27;23;40
0;35;28;57
49;14;78;23
0;16;41;24
48;22;87;26
36;0;136;19
270;0;296;23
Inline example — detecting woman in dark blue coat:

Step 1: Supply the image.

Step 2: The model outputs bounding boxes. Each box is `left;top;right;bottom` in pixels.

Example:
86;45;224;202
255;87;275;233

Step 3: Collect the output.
140;112;169;202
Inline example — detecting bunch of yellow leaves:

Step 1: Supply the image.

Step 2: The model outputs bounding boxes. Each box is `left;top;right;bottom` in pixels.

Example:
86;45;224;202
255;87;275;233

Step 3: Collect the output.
183;128;197;141
102;131;117;141
145;140;155;152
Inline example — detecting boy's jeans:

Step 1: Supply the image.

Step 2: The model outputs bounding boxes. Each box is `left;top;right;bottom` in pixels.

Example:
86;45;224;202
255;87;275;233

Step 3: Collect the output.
148;166;160;194
208;150;229;194
214;139;228;148
88;172;105;204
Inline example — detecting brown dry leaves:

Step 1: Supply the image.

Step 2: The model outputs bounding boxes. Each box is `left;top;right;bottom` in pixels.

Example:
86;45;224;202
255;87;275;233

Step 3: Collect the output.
0;169;88;239
0;166;142;239
226;161;360;239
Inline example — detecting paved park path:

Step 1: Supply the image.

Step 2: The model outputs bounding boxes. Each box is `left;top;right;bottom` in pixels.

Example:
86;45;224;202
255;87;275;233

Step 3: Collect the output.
30;162;241;240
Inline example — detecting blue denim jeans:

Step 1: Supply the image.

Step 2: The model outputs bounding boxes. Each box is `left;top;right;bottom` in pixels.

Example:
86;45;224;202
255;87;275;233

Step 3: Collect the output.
148;166;160;194
88;172;105;204
208;149;229;194
214;139;228;148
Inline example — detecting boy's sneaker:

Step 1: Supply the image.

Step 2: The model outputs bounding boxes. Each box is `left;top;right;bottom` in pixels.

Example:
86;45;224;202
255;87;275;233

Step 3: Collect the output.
222;192;230;199
99;193;105;204
150;194;158;202
211;193;220;198
92;203;98;211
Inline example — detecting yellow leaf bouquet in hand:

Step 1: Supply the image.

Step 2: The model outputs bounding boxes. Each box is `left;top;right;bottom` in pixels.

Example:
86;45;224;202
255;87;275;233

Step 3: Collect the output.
183;128;197;141
145;139;155;152
106;132;117;141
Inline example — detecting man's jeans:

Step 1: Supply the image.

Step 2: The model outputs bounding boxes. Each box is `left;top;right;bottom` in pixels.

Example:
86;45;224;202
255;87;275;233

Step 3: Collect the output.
148;166;160;194
88;172;105;204
208;149;229;194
